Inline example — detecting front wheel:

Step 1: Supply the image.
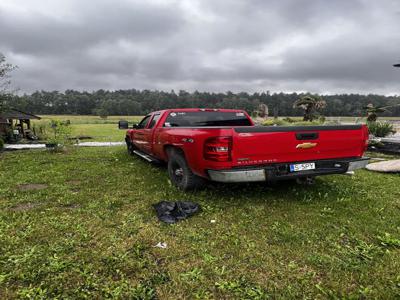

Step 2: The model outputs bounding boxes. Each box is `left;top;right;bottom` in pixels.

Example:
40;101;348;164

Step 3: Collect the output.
167;151;205;191
126;139;135;155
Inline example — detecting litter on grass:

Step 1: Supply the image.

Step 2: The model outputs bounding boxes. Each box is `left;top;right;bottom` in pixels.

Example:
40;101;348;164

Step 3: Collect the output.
153;201;200;224
154;242;167;249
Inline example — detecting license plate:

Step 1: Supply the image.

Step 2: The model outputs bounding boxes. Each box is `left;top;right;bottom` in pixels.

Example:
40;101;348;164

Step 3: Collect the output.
290;162;315;172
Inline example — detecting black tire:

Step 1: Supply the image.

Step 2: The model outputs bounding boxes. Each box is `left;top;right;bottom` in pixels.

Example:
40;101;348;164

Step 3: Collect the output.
295;176;315;185
126;138;135;155
167;150;205;191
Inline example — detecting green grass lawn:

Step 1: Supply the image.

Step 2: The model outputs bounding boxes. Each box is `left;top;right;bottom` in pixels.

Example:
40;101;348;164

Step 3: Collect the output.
32;115;144;142
0;147;399;299
69;124;126;142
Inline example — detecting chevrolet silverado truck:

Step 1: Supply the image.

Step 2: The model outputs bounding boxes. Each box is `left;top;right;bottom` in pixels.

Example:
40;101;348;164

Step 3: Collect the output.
119;109;369;190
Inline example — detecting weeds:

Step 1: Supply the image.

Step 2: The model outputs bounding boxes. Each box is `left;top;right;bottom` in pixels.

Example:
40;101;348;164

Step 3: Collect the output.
215;277;268;299
377;233;400;248
367;121;396;137
330;234;385;272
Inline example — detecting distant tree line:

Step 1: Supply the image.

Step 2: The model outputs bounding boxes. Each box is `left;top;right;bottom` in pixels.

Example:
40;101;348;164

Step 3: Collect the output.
5;89;400;117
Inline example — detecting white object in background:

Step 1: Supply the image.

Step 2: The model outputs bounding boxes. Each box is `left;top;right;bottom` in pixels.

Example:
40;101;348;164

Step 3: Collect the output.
366;159;400;173
5;141;125;150
154;242;167;249
5;144;46;149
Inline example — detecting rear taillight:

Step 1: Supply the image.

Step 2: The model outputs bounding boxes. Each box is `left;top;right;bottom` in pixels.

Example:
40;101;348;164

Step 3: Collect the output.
204;136;232;162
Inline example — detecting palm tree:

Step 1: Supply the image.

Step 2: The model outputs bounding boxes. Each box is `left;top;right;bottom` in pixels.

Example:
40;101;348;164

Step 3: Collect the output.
293;95;326;121
364;103;387;122
364;103;400;122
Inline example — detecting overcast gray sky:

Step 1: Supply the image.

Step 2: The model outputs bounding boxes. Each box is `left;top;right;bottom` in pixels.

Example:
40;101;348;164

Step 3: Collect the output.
1;0;400;94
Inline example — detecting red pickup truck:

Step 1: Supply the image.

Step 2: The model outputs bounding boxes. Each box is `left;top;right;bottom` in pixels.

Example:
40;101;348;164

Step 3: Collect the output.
119;108;369;190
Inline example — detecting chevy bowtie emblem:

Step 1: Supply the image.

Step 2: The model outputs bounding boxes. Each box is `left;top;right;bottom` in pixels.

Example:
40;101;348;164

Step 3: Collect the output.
296;142;317;149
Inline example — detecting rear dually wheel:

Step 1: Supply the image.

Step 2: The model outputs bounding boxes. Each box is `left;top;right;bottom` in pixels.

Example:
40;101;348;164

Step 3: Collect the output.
167;150;205;191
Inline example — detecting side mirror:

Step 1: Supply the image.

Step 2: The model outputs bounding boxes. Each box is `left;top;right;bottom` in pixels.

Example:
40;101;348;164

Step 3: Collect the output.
118;120;129;129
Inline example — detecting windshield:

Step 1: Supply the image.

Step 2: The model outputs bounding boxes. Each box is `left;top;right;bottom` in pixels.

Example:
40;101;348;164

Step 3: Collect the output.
164;111;252;127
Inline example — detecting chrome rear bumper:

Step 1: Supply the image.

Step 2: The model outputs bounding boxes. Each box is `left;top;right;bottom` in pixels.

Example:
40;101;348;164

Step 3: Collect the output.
208;169;266;183
347;159;369;171
208;157;369;183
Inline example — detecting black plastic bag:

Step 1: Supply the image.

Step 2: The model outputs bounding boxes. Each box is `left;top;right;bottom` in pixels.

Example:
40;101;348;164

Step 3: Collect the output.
153;201;200;224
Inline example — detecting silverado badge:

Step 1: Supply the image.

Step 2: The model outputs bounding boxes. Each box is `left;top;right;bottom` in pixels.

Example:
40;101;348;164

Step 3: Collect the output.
296;142;317;149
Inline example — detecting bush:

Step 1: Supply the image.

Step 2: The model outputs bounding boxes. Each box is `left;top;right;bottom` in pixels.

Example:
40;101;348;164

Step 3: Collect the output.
367;121;396;137
32;121;49;140
0;137;4;150
282;117;297;123
1;127;14;143
45;120;72;148
262;119;323;126
291;120;323;126
262;119;288;126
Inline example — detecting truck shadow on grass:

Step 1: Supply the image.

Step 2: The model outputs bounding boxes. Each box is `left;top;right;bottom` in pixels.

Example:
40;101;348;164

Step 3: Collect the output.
204;179;346;204
117;148;365;209
137;156;353;205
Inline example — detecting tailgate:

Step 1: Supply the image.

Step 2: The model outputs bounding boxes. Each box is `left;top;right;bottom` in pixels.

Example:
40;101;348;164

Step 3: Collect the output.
233;125;367;166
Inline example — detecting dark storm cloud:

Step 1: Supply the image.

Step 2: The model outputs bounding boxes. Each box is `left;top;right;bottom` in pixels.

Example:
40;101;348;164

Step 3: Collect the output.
0;1;183;54
1;0;399;94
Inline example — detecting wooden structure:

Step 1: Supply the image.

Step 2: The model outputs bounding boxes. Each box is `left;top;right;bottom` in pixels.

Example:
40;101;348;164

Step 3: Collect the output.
0;109;41;138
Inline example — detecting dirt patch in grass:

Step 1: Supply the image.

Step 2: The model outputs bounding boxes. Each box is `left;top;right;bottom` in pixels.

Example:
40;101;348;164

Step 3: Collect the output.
60;203;81;209
17;183;48;191
67;181;81;193
67;180;81;185
10;202;43;211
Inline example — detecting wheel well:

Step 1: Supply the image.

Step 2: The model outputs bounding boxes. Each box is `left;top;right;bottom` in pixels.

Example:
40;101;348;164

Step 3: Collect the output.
164;145;205;180
164;145;185;161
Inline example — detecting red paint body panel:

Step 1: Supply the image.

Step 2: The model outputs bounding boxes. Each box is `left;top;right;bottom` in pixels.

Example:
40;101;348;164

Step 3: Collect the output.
126;109;368;179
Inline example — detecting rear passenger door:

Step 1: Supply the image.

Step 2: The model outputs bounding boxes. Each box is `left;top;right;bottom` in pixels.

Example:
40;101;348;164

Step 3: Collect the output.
141;113;160;154
132;115;151;152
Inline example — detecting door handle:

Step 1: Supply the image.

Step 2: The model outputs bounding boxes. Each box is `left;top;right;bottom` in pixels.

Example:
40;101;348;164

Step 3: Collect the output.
296;132;319;140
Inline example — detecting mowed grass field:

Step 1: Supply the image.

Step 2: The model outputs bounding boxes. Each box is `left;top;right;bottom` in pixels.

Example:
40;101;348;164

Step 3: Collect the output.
34;115;144;142
1;116;400;299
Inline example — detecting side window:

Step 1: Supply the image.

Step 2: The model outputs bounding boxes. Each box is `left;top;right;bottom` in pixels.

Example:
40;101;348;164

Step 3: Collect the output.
137;115;151;129
148;114;160;129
